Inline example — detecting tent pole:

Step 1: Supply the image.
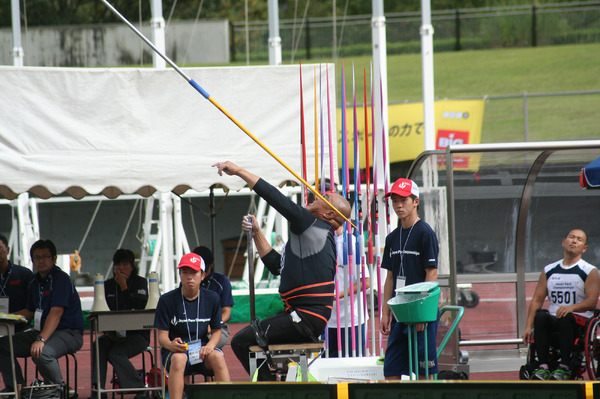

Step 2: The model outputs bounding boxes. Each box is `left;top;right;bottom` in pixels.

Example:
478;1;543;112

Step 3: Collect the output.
149;0;166;69
11;0;24;66
210;186;216;257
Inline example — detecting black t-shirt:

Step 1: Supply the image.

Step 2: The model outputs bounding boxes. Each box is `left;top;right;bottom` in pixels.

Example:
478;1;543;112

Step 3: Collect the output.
382;219;439;288
105;274;149;339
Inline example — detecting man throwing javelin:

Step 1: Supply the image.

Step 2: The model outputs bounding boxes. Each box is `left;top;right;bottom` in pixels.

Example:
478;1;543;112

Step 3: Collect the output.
213;161;351;381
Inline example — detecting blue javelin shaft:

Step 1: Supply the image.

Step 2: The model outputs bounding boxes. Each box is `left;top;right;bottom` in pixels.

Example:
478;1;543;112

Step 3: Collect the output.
99;0;208;97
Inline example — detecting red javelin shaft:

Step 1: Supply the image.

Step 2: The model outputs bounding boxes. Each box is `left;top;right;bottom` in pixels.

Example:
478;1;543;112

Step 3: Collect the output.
299;62;308;207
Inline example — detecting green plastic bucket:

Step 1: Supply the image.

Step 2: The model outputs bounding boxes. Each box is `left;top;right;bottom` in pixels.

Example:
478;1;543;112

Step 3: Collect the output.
388;281;440;323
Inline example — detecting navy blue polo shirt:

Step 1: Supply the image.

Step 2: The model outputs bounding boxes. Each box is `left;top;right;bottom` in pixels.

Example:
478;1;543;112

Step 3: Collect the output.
26;265;84;332
1;261;34;313
201;272;234;309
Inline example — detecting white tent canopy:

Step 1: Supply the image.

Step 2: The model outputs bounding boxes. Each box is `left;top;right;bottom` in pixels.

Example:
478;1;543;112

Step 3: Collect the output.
0;64;337;199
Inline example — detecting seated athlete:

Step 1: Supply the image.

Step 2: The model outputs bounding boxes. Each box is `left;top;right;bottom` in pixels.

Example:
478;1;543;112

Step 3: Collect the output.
213;160;351;380
153;253;230;399
522;229;599;380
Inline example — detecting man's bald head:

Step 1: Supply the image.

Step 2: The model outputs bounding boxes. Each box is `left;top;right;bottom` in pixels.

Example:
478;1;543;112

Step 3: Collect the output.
307;191;351;230
327;193;351;227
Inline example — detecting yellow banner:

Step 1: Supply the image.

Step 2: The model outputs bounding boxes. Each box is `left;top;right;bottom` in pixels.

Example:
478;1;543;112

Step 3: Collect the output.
337;99;485;169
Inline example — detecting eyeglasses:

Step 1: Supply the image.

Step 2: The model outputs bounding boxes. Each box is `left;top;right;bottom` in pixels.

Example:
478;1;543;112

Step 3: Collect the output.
33;255;53;261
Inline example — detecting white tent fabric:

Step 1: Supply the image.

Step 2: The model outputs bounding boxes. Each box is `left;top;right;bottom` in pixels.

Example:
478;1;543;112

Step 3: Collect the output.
0;64;337;199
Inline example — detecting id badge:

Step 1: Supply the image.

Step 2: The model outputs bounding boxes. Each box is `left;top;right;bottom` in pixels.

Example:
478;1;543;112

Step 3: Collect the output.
396;276;406;290
34;308;43;331
187;340;203;365
0;297;8;314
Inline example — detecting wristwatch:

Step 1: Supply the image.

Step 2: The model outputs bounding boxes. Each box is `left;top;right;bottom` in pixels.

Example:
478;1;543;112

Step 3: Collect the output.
36;336;46;343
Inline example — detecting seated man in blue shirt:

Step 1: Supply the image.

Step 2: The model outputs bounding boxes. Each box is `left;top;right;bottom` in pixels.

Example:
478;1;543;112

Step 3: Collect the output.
0;233;34;321
0;233;34;391
193;246;234;348
0;239;84;398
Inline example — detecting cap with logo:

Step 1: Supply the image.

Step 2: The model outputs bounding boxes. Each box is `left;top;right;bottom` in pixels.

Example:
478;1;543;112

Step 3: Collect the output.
385;178;420;199
177;253;205;272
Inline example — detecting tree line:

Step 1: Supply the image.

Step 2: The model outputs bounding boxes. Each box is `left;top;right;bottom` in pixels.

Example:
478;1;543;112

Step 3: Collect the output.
0;0;592;28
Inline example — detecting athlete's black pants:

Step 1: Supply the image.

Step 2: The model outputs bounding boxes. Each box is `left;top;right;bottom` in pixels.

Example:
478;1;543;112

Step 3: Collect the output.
533;309;582;366
231;311;320;381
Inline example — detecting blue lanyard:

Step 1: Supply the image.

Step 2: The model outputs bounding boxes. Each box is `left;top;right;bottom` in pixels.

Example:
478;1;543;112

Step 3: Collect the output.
181;290;200;343
399;220;417;277
0;266;12;296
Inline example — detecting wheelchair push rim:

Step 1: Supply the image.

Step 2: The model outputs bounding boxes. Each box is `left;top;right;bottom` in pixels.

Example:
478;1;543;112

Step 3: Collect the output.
585;316;600;380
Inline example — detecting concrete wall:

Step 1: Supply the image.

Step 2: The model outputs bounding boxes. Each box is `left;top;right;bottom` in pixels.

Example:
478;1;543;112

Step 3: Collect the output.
0;20;229;67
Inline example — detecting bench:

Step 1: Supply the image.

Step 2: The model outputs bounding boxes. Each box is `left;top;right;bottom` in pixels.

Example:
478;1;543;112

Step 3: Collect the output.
248;342;325;382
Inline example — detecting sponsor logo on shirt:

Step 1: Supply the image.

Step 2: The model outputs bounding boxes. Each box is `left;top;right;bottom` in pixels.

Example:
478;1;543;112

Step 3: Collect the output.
390;249;421;257
170;315;211;326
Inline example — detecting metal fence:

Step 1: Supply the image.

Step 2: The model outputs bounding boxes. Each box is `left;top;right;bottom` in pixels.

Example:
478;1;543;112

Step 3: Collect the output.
478;90;600;142
386;90;600;143
231;1;600;63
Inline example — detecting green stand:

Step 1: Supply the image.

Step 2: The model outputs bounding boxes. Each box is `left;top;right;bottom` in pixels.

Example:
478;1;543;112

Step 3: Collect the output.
388;282;464;380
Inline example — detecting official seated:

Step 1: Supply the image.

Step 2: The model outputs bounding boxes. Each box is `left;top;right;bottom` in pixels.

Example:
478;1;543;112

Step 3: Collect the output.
0;239;84;398
90;249;150;399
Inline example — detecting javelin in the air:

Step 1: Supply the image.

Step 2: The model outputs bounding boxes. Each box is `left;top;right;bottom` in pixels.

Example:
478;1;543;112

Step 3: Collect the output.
100;0;356;229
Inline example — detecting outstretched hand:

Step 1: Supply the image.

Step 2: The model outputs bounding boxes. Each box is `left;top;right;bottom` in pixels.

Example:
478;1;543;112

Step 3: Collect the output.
212;161;259;189
212;161;240;177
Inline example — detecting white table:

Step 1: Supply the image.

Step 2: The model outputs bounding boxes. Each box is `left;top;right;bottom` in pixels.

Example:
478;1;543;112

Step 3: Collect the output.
88;310;161;399
0;318;26;399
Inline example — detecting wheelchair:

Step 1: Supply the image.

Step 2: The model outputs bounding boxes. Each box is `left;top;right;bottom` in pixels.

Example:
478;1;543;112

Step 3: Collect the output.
520;309;600;380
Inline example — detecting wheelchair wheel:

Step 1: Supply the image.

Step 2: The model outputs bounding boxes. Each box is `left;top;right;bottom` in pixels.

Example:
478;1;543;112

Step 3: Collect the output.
585;316;600;380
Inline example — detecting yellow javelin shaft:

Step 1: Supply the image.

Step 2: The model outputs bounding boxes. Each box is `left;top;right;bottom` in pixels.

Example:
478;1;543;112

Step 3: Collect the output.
100;0;355;229
208;97;356;229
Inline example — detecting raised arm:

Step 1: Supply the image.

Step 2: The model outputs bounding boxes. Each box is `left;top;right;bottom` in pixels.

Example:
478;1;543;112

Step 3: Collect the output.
213;161;259;189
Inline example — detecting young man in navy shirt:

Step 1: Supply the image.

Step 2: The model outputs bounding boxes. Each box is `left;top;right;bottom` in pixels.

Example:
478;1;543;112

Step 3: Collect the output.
0;239;84;397
192;246;234;348
154;253;230;399
380;178;439;380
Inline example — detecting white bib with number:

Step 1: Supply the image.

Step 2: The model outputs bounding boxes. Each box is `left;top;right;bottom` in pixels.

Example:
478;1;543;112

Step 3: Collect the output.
546;260;595;318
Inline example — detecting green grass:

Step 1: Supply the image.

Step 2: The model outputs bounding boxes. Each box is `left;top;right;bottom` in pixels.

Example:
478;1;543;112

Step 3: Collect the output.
304;43;600;142
224;43;600;99
195;43;600;142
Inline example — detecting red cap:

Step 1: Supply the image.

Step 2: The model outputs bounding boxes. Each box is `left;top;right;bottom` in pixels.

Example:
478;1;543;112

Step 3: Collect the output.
177;253;205;272
385;178;420;199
